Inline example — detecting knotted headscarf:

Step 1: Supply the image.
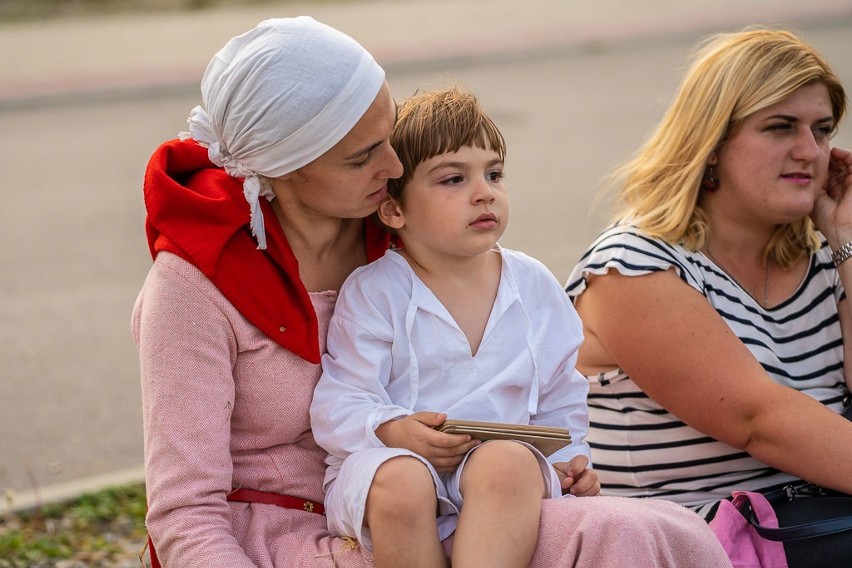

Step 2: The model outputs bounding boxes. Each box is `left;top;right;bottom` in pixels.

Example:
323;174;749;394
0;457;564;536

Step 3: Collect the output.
179;16;386;249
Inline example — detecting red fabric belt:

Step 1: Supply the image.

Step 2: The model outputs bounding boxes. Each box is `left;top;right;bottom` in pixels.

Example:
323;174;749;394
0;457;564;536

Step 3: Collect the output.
145;488;325;568
227;487;326;515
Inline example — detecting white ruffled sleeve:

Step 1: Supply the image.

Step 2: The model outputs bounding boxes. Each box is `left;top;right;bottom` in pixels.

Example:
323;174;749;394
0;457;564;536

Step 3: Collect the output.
565;224;705;299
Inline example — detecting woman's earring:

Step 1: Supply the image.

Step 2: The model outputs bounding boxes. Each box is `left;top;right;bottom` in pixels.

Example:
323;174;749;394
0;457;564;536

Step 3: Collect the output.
701;166;719;192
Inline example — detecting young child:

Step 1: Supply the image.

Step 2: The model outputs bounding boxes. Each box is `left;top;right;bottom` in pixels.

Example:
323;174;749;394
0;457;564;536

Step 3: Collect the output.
310;87;598;568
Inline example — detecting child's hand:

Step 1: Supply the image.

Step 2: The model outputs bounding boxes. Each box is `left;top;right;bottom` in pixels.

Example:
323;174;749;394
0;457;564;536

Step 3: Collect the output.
552;455;601;496
375;411;480;473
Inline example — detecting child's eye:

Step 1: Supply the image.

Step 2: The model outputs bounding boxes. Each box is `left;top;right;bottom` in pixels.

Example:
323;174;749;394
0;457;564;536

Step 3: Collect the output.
440;175;464;185
487;170;505;182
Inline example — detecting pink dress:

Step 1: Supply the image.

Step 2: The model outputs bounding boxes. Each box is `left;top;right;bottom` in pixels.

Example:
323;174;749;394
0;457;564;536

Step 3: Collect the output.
133;252;732;567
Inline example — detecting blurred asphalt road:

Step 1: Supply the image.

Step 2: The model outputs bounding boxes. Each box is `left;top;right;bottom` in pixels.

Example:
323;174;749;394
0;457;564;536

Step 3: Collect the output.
1;0;850;511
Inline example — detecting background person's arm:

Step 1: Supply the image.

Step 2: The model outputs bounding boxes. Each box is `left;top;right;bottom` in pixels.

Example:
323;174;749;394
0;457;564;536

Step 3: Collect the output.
575;268;852;494
838;300;852;392
813;147;852;390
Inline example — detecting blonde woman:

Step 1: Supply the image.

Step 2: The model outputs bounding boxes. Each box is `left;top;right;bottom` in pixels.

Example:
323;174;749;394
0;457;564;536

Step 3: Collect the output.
566;25;852;565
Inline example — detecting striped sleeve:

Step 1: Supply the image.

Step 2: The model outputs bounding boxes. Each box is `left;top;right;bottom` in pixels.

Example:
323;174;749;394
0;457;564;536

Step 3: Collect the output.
565;224;705;297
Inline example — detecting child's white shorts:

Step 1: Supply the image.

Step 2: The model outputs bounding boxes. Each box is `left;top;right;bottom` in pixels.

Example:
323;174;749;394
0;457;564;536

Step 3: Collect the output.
323;440;566;551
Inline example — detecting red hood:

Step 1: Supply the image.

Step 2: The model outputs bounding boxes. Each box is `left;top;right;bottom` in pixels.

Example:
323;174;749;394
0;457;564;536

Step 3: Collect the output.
142;138;393;363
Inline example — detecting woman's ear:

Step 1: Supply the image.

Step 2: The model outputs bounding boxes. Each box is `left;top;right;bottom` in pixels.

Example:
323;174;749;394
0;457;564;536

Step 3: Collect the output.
377;197;405;230
707;151;718;166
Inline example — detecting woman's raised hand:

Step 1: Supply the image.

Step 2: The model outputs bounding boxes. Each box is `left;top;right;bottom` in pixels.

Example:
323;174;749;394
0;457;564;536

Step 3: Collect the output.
812;146;852;247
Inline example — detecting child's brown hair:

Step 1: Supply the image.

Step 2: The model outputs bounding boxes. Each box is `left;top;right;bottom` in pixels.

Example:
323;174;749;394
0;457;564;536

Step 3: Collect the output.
387;87;506;206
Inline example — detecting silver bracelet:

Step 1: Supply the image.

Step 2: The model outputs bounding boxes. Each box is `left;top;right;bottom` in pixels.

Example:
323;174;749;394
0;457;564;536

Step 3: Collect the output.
832;241;852;267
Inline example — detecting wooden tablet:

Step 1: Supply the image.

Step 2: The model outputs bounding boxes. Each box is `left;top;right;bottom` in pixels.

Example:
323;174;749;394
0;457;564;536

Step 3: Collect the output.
437;419;571;457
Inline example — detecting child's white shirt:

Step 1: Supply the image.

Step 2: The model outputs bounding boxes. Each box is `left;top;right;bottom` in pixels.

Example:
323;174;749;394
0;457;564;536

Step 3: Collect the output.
311;246;591;491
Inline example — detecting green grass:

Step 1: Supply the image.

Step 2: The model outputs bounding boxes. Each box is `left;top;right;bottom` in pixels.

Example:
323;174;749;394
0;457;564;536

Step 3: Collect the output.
0;483;149;568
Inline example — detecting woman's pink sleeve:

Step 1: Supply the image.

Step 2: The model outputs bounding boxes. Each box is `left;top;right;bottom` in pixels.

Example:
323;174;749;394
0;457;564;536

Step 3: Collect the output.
133;256;256;566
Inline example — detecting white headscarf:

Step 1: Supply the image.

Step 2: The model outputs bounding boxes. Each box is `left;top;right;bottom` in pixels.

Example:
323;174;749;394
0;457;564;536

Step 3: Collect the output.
179;16;385;249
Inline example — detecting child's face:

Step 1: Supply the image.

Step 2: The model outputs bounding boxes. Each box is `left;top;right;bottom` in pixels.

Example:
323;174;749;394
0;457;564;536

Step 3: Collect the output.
381;144;508;259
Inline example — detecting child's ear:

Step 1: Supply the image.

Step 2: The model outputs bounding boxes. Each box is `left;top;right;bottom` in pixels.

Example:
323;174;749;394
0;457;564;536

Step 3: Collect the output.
378;197;405;229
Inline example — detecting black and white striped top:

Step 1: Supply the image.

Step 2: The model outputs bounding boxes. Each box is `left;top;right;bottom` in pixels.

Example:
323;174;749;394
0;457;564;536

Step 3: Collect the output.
565;224;849;509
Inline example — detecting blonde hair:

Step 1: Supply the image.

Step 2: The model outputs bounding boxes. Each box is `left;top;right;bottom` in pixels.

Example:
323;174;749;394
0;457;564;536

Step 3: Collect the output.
613;26;846;267
388;86;506;204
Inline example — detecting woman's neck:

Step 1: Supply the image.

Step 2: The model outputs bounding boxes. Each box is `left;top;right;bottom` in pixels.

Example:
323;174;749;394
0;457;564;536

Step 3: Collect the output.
702;207;774;263
271;199;367;292
701;213;784;307
705;233;769;264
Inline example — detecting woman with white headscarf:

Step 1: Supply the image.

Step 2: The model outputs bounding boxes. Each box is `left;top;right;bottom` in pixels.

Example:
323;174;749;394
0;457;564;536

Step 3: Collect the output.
132;17;733;567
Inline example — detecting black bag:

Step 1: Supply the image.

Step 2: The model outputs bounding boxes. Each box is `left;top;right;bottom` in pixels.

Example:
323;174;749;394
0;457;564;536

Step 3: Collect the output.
843;401;852;421
731;402;852;567
739;484;852;567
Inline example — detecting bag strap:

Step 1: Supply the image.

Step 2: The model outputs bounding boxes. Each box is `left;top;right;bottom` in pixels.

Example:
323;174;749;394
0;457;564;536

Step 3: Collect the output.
747;512;852;541
740;491;852;542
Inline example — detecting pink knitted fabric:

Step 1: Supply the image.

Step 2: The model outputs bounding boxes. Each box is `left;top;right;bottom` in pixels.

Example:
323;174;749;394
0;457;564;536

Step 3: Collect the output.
132;252;732;567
